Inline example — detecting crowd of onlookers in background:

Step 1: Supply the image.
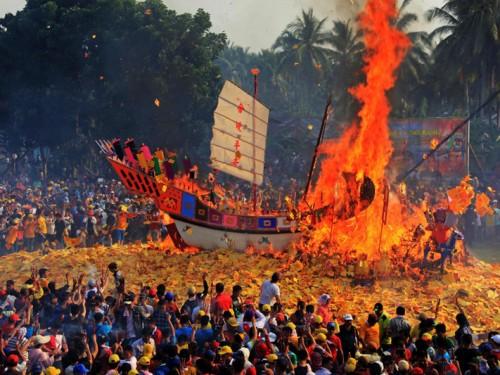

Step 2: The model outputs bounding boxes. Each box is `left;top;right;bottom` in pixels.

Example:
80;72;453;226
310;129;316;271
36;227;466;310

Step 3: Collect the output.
0;176;170;254
1;172;499;254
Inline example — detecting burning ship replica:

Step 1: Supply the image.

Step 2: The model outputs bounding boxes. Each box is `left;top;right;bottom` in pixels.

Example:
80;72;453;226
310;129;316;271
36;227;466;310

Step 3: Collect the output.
98;79;375;251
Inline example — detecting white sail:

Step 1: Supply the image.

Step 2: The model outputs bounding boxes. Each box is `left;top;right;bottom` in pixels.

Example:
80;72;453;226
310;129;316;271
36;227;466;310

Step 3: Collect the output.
210;80;269;186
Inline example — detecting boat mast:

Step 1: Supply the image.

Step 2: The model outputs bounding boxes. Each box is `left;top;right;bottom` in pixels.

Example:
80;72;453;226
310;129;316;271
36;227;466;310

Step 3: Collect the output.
302;97;332;204
251;68;260;212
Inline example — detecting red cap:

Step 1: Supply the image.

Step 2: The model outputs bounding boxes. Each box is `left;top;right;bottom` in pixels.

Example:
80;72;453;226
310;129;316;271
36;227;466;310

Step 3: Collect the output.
0;289;7;297
275;312;285;323
255;342;270;356
211;341;220;349
6;354;19;366
149;288;157;297
9;313;20;322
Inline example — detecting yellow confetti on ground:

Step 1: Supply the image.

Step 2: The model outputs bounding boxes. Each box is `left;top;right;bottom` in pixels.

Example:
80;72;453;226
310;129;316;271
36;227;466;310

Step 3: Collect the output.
1;246;499;332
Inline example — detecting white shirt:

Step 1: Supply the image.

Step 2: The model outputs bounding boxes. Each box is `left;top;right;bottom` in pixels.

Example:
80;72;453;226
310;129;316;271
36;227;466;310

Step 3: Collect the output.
131;337;156;358
120;357;137;370
259;280;280;305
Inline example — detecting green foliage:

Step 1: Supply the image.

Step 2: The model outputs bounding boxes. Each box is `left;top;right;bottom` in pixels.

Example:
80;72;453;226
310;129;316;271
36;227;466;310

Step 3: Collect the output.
0;0;226;170
0;0;498;181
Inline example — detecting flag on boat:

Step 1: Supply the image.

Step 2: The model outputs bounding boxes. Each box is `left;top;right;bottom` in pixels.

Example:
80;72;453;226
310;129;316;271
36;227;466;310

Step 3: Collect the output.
210;80;269;186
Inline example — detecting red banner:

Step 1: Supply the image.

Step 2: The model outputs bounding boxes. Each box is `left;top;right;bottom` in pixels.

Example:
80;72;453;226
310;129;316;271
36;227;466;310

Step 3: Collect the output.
390;118;467;181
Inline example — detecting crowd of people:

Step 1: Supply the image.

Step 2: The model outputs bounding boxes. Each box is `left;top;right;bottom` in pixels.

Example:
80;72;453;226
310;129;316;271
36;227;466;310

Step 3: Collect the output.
0;266;498;375
0;178;169;254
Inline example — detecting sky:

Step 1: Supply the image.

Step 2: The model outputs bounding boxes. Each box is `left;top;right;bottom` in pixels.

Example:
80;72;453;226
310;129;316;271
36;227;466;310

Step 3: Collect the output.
0;0;444;51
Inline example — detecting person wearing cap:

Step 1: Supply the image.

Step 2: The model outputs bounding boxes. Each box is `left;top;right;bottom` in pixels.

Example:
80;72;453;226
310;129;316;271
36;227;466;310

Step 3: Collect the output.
420;332;437;360
131;328;156;358
1;313;21;337
164;292;179;317
222;315;241;341
218;345;234;370
107;353;121;375
180;272;209;323
317;294;332;324
338;314;360;358
5;354;20;375
397;359;410;374
491;333;500;360
44;366;61;375
258;272;281;309
28;335;53;373
325;322;344;364
73;363;90;375
345;357;357;373
374;303;391;349
260;304;272;330
137;356;151;375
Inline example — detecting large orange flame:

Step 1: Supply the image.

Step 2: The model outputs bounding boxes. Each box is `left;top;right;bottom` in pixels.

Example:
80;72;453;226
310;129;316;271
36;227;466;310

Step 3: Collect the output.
303;0;412;259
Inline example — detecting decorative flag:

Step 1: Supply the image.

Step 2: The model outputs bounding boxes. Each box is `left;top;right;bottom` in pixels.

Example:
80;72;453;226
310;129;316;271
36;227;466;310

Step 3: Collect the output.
140;144;152;161
153;157;161;175
154;148;165;162
137;152;149;171
124;146;137;166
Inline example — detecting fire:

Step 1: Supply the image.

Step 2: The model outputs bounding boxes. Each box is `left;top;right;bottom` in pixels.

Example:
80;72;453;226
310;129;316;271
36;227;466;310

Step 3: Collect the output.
447;176;475;214
475;192;494;217
302;0;412;259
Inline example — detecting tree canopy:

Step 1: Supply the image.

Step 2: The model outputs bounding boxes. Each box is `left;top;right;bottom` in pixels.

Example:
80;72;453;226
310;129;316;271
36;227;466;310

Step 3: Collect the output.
0;0;498;181
0;0;226;174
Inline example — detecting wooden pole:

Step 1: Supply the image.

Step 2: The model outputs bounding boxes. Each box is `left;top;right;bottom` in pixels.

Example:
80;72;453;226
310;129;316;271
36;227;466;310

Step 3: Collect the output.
251;68;260;213
303;97;332;204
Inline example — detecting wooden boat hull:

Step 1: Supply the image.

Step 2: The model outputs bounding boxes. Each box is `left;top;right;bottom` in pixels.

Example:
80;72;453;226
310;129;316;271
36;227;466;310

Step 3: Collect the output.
172;217;300;251
100;152;300;251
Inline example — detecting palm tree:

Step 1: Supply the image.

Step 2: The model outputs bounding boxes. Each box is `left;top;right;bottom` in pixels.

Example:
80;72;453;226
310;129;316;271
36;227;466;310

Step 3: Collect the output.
327;19;364;120
426;0;499;118
217;45;253;88
390;0;433;117
272;8;331;114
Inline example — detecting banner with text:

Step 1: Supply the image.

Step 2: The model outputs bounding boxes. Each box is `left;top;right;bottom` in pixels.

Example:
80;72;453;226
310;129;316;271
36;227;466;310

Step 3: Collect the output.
389;118;467;181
